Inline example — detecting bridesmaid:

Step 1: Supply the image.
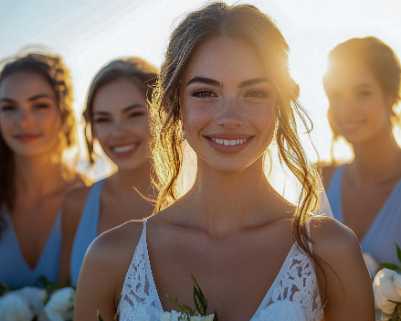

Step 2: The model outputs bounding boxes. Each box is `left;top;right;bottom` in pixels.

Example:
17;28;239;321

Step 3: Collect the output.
0;53;85;288
58;58;158;286
322;37;401;265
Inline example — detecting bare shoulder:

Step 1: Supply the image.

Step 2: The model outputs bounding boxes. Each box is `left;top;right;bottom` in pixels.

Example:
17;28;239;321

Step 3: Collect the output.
61;185;92;231
308;218;375;319
309;216;360;257
74;220;144;320
319;162;339;190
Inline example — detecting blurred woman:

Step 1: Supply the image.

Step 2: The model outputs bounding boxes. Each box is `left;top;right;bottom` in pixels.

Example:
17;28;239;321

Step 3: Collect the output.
58;58;158;286
75;3;374;320
0;53;85;289
322;37;401;265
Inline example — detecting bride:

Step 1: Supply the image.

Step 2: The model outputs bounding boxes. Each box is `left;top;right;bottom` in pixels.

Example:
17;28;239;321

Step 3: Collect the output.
74;3;374;320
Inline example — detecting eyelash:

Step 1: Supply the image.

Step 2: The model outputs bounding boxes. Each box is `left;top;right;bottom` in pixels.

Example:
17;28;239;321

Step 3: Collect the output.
192;89;217;99
1;105;15;111
245;90;269;98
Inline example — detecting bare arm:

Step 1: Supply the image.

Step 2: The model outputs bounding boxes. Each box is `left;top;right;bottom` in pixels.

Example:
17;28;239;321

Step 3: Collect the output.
311;217;375;320
58;187;91;286
74;221;143;321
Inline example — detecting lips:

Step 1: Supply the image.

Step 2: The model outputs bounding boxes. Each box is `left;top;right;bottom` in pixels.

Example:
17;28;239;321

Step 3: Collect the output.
14;133;41;142
206;134;253;154
110;143;138;157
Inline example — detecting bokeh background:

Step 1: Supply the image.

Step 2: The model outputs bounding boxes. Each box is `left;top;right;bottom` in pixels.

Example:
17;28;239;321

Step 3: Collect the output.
1;0;401;179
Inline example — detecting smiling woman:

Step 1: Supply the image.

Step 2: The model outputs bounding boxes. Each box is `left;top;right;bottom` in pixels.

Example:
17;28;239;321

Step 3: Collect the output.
74;3;375;321
322;37;401;266
58;58;158;287
0;52;86;288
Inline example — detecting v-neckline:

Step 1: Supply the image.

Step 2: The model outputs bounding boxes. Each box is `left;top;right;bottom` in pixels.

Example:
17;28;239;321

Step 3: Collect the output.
338;166;401;244
2;205;61;272
142;220;298;320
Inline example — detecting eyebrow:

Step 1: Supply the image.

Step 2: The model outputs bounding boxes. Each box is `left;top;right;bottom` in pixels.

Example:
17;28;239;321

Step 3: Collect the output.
238;78;269;88
186;76;222;87
0;94;53;103
185;76;269;88
353;83;373;89
94;104;145;115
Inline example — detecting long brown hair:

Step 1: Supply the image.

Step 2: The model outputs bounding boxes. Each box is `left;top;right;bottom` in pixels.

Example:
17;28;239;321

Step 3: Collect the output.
325;37;401;162
150;1;325;299
83;58;158;164
0;53;76;233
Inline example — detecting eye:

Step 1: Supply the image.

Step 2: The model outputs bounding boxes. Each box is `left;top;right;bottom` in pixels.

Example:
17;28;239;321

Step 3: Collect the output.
245;90;270;99
0;105;15;111
357;90;371;98
192;89;217;99
94;117;110;123
34;103;50;109
128;112;144;118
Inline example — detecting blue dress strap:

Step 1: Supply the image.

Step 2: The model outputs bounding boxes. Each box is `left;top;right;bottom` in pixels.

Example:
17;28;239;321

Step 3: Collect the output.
326;165;346;223
70;179;105;286
0;205;62;289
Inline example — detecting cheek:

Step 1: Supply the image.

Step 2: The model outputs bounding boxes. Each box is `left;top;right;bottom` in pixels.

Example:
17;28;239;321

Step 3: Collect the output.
93;124;110;146
181;101;212;134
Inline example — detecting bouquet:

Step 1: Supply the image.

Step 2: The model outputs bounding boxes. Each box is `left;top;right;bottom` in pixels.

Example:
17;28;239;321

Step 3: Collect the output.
373;245;401;321
0;277;75;321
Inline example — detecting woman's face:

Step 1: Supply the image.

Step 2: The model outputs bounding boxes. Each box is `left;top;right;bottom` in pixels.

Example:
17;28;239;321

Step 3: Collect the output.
92;79;151;171
324;61;394;145
180;37;276;173
0;71;63;158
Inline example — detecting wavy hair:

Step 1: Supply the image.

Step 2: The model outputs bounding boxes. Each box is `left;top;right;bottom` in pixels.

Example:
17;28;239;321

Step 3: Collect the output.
83;57;158;164
150;2;326;299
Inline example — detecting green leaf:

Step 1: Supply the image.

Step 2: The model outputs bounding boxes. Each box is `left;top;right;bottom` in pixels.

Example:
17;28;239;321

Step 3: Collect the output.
381;263;401;270
191;274;208;315
0;283;10;296
213;311;220;321
396;244;401;266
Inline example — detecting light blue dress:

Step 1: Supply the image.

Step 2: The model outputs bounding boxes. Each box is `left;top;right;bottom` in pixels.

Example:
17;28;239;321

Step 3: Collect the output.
0;205;62;289
327;165;401;265
70;179;104;286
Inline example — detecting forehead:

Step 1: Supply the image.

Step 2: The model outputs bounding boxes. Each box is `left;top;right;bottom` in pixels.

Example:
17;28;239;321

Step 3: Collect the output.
93;78;147;112
324;61;380;90
181;37;266;83
0;71;55;99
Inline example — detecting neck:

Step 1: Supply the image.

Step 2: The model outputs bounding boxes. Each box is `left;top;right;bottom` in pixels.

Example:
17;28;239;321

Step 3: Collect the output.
185;157;280;235
110;161;154;197
13;154;68;197
350;129;401;184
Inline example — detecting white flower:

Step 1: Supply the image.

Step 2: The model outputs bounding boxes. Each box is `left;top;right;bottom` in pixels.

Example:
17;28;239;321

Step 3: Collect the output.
190;316;202;321
200;315;214;321
12;286;47;316
0;293;34;321
44;287;75;321
373;268;401;314
363;253;380;279
160;310;180;321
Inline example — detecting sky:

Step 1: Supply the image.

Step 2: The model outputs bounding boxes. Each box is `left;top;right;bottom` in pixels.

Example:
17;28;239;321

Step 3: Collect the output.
1;0;401;179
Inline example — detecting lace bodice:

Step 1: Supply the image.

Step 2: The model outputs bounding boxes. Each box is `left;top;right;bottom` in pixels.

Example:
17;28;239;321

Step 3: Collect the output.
118;219;323;321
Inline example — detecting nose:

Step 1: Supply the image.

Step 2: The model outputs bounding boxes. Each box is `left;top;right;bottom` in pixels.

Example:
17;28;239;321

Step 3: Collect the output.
216;97;244;129
111;119;127;139
17;108;33;128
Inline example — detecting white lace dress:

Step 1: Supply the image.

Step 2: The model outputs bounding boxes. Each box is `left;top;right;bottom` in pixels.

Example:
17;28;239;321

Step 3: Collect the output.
118;219;324;321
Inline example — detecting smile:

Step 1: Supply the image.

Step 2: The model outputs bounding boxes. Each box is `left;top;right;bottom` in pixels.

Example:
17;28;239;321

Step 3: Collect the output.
111;144;137;153
209;137;250;146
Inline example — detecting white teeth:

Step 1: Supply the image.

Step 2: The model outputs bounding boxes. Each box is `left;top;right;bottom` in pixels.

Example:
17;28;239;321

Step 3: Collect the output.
113;144;136;153
210;138;249;146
